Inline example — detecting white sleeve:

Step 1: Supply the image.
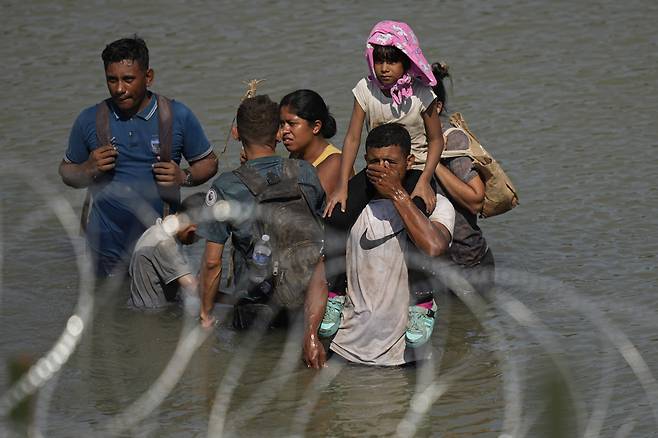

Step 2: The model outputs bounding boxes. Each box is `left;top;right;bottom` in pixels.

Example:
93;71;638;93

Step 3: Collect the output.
429;194;455;242
351;78;369;112
416;83;437;113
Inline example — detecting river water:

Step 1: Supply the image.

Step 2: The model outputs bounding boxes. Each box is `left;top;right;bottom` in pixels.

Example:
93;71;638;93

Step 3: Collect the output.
1;0;657;436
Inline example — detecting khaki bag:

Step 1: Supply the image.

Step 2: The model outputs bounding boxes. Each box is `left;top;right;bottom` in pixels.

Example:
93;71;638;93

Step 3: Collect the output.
441;112;519;218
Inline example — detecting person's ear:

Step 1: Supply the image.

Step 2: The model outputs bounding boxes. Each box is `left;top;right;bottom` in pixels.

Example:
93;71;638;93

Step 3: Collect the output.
312;120;322;135
231;125;240;141
406;154;415;170
146;68;154;87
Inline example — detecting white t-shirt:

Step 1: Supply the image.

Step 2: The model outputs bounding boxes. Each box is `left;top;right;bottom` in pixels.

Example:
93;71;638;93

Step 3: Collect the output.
352;78;437;169
330;194;455;366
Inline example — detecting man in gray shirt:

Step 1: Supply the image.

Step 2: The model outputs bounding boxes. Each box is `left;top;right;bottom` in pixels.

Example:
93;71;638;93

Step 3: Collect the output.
129;192;206;308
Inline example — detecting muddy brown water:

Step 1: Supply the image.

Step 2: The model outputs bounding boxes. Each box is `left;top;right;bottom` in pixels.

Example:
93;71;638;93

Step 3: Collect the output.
1;0;657;436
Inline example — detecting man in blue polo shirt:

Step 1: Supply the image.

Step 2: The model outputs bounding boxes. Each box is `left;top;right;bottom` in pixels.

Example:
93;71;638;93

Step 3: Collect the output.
59;36;217;277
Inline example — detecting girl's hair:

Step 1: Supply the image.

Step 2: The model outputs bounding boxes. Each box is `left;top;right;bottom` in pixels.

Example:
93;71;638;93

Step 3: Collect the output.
279;89;337;139
431;62;451;114
372;44;411;71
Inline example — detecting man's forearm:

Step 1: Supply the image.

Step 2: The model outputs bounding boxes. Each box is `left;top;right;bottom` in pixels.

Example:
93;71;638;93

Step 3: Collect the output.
200;264;221;320
188;152;218;186
303;259;328;368
304;260;328;336
59;160;94;188
392;189;447;257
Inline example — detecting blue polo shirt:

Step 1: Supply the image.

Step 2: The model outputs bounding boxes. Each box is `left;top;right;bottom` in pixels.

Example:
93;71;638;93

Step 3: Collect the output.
66;93;212;270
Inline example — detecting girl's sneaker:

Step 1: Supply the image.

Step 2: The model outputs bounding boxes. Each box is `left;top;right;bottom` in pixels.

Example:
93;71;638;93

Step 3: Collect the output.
405;300;438;348
318;295;345;337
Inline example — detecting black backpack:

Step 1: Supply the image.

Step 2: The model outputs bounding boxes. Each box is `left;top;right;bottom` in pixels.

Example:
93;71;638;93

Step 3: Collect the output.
233;159;324;309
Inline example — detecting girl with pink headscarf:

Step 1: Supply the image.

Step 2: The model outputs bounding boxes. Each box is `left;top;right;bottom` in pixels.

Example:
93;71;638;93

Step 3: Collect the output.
324;20;444;217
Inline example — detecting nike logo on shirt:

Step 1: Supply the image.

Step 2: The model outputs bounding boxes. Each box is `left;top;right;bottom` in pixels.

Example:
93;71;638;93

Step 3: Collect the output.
359;228;404;250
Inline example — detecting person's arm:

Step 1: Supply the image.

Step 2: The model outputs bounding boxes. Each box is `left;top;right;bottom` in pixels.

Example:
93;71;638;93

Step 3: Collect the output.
177;273;198;297
409;99;444;213
152;151;218;188
324;99;365;216
316;153;342;196
303;259;328;369
59;144;118;188
199;241;224;328
436;163;484;215
367;163;450;257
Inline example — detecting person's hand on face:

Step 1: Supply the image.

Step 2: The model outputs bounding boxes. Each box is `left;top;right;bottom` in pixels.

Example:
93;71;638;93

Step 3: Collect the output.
366;159;405;199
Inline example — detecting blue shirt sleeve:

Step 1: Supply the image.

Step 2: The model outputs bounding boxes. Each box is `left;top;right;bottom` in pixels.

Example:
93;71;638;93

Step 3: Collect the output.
174;101;213;162
196;179;232;244
65;106;97;163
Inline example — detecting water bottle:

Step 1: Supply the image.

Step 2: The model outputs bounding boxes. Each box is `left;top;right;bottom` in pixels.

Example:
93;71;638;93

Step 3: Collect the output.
247;234;272;300
252;234;272;268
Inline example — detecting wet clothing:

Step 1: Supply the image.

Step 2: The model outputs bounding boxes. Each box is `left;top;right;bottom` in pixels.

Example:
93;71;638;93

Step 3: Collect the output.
330;194;455;366
197;156;324;292
353;78;436;169
65;93;212;275
435;123;495;296
311;143;341;167
438;128;489;267
129;218;192;308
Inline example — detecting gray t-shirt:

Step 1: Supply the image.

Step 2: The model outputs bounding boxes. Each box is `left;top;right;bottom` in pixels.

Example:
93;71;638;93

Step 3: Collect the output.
330;194;455;366
438;124;489;266
129;218;192;308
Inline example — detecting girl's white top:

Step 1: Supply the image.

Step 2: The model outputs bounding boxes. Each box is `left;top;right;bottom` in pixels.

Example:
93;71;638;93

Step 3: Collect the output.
353;77;437;170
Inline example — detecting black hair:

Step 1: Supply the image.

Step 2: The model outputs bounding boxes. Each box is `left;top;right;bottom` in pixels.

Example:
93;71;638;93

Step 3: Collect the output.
372;44;411;71
102;36;149;71
236;95;280;146
365;123;411;156
179;192;206;224
279;89;337;139
431;62;451;114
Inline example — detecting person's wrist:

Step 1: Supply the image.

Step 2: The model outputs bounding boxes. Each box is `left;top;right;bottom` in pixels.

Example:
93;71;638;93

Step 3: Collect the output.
181;168;193;187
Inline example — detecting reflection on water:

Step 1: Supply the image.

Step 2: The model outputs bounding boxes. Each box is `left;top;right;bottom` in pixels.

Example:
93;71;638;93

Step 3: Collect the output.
2;0;658;436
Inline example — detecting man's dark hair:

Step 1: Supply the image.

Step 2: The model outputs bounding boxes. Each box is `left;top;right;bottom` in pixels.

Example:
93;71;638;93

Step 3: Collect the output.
101;36;149;71
179;192;206;224
236;95;279;147
365;123;412;156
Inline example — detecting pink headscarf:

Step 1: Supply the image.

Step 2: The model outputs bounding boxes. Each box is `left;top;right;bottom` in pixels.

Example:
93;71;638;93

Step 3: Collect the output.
365;20;436;106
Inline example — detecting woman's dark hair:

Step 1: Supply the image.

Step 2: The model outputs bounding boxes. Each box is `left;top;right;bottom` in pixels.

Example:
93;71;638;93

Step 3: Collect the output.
102;36;149;71
431;62;451;114
279;89;337;139
372;44;411;71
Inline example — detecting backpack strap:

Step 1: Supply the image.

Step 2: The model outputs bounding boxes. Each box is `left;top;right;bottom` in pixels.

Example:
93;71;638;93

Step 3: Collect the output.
95;99;112;145
156;95;174;216
233;163;269;197
283;159;325;238
81;100;113;234
157;95;173;162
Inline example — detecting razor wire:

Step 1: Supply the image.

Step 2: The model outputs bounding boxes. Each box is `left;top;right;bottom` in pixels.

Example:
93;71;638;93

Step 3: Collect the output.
1;183;658;437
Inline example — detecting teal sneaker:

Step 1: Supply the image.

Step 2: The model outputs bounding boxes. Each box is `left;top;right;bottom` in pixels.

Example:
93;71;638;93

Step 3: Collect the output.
318;295;345;338
405;301;438;348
